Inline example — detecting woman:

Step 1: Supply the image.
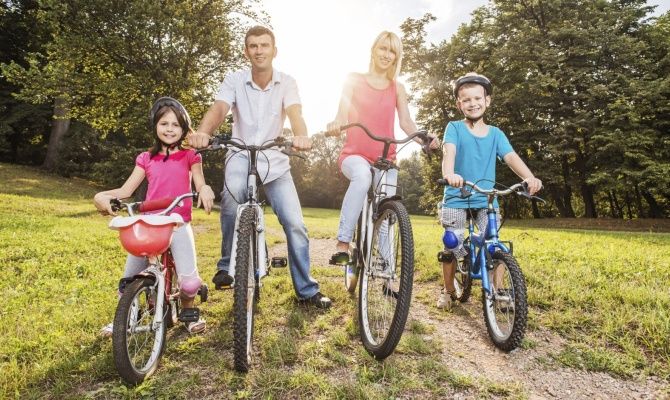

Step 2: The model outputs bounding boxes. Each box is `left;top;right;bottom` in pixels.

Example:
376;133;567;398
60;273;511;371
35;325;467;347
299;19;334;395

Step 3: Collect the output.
326;31;439;264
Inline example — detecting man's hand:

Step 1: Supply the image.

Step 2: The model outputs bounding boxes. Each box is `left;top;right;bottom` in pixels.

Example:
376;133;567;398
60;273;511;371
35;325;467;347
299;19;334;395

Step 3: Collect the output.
428;134;441;150
188;131;212;149
292;136;312;151
444;173;464;188
524;176;542;195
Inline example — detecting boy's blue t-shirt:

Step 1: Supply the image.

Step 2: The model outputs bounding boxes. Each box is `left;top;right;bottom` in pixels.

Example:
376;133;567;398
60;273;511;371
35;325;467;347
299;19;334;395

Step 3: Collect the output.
442;120;514;209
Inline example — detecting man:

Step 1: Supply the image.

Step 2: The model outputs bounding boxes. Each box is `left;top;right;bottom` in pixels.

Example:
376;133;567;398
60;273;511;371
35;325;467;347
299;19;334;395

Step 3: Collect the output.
189;26;331;309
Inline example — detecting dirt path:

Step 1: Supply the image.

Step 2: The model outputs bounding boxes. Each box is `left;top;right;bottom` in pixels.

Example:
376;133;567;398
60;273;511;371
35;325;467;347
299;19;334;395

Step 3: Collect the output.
277;237;669;399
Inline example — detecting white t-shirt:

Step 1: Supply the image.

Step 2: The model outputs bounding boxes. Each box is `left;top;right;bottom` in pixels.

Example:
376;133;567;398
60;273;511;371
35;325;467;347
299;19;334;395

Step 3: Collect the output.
215;69;301;183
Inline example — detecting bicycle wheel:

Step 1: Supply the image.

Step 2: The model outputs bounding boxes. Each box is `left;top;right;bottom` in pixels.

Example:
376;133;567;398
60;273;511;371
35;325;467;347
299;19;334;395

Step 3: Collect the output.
112;278;166;385
453;245;472;302
359;200;413;360
233;207;257;372
482;251;528;351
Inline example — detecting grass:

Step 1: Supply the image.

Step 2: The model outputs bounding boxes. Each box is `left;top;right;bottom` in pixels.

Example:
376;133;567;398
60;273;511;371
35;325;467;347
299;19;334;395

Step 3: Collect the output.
1;162;669;399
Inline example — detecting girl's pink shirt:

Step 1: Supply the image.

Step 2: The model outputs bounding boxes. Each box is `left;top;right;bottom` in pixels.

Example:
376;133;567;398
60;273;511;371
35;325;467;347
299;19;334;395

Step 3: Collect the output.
338;74;397;168
136;149;202;222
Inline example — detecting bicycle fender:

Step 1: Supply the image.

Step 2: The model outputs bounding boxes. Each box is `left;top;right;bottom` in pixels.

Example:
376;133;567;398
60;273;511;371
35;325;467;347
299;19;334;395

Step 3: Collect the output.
378;195;402;208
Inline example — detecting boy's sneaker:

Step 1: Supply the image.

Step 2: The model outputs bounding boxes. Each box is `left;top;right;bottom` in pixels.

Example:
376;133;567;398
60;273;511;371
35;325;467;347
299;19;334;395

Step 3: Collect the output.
437;289;456;310
100;322;113;338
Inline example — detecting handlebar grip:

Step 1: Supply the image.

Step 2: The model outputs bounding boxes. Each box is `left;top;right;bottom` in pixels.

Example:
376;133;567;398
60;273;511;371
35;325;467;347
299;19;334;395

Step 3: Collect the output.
436;179;448;186
324;130;340;138
139;198;174;213
110;198;122;212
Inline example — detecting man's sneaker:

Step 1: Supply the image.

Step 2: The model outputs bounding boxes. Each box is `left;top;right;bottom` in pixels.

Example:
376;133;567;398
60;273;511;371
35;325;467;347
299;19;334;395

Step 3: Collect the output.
100;322;113;338
329;251;351;266
437;288;456;310
301;292;332;309
212;270;234;289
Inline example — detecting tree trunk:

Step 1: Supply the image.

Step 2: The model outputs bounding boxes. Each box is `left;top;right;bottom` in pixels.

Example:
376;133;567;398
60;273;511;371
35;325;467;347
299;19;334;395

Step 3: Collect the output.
531;199;541;218
611;191;624;219
634;184;645;218
641;190;664;218
42;97;70;171
560;157;576;217
574;150;597;218
623;190;634;219
607;191;618;218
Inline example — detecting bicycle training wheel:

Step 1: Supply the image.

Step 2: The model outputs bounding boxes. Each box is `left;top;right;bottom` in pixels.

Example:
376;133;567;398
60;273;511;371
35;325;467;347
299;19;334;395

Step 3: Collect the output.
482;251;528;351
359;200;413;360
453;245;472;302
112;278;166;385
233;207;258;372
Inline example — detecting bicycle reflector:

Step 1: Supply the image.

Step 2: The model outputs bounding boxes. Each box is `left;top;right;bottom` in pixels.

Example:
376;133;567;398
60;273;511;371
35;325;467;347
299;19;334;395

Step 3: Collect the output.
109;215;184;257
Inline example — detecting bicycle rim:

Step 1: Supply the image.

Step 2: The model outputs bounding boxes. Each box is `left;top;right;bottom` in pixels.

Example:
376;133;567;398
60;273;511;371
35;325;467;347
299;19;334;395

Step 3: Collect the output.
359;200;413;359
233;207;256;372
112;279;165;384
482;252;528;351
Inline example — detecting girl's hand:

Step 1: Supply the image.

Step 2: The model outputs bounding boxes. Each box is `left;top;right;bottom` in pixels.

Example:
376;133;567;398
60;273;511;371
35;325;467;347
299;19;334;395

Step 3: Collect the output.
93;193;117;216
326;120;345;136
444;173;464;188
197;185;215;214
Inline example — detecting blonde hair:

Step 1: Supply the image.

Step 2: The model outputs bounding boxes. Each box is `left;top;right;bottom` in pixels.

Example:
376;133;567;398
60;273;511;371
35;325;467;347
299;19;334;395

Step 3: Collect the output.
368;31;403;81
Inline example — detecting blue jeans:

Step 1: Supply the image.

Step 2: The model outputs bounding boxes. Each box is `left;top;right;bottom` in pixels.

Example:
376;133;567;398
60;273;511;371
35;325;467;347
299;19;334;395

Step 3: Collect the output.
216;164;319;299
337;155;398;243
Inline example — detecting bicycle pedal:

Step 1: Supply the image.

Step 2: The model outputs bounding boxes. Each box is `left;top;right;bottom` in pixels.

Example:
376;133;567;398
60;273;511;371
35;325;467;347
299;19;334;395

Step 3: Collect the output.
271;256;287;268
198;284;209;302
214;282;234;290
178;308;200;323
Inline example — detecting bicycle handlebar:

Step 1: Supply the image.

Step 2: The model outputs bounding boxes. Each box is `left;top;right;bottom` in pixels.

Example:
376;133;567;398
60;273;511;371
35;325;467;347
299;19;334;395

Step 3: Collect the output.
437;179;545;203
196;134;306;160
323;122;435;159
110;192;199;216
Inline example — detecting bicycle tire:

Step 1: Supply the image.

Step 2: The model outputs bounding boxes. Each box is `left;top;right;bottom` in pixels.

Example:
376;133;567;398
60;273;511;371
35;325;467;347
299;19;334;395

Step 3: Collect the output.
232;207;257;372
359;200;413;360
112;278;166;385
482;251;528;351
453;246;473;302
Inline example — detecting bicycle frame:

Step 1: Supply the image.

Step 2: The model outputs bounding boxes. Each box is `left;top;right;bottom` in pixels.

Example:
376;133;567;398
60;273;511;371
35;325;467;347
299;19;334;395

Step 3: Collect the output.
466;198;511;296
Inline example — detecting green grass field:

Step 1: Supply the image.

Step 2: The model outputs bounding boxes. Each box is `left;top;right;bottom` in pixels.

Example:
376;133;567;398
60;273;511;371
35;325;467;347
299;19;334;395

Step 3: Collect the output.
1;163;668;399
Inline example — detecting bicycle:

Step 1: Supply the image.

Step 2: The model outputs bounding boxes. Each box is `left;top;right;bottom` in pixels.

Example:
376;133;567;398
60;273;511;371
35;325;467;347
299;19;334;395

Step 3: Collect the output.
326;122;433;360
198;134;297;372
107;193;208;384
437;179;543;351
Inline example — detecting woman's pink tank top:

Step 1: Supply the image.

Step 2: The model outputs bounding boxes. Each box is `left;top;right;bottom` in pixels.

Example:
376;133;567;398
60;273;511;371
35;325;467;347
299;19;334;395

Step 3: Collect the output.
338;74;397;167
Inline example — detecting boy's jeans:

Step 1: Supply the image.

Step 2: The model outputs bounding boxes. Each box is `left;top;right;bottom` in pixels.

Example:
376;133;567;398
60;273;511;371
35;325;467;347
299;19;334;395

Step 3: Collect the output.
216;163;319;299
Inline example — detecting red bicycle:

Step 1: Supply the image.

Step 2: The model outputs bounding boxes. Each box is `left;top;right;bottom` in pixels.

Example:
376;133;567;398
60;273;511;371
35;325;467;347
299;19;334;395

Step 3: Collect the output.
108;193;207;384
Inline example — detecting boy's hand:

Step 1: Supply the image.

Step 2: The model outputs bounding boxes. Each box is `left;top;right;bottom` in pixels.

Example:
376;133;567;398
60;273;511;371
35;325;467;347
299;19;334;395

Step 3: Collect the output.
444;173;464;188
197;185;215;214
524;176;542;195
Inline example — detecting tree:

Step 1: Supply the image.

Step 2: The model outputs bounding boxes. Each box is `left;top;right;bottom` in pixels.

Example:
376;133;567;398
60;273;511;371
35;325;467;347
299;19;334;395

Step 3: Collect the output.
2;0;260;171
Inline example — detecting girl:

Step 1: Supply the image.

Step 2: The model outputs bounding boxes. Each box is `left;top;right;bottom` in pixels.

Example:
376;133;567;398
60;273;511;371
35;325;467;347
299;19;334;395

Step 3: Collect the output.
94;97;215;335
325;31;439;264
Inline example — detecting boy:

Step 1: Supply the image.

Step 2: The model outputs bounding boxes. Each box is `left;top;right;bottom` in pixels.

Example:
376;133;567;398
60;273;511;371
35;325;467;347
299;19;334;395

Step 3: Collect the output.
437;72;542;310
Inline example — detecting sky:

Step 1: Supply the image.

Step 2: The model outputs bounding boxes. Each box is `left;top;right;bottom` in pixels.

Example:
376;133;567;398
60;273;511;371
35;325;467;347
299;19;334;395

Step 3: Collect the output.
258;0;670;150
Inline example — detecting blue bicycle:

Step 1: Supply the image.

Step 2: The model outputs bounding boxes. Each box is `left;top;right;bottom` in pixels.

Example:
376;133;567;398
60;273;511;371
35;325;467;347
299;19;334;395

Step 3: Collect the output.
437;179;543;351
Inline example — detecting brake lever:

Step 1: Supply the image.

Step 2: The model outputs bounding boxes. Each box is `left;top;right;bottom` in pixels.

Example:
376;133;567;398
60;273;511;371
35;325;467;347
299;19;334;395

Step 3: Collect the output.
460;187;472;198
281;148;307;160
